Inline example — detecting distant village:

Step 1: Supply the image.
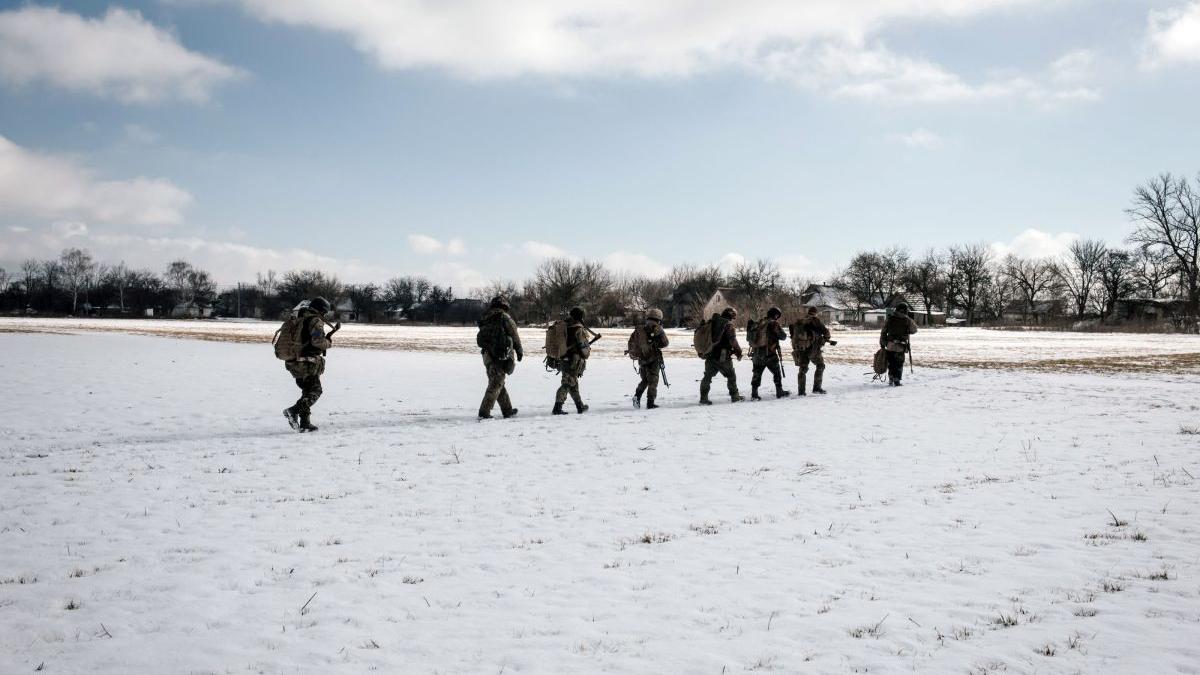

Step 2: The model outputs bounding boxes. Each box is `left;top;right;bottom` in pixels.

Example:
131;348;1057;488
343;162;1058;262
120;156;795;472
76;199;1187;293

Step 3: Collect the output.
2;239;1195;333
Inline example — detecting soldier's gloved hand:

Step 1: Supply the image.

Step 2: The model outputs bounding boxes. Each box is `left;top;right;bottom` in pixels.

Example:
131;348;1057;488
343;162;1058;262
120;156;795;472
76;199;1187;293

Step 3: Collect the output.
516;349;524;362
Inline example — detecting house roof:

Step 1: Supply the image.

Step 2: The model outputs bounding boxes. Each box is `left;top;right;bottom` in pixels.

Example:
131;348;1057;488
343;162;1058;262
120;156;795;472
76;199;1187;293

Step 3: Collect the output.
887;292;944;315
802;285;858;311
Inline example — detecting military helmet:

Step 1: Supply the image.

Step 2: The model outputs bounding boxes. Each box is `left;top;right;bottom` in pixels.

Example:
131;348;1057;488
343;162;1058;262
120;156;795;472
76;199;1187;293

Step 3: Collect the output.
309;297;331;314
569;306;586;322
895;302;910;315
766;306;782;319
490;295;510;310
646;308;664;322
721;307;738;319
806;306;818;315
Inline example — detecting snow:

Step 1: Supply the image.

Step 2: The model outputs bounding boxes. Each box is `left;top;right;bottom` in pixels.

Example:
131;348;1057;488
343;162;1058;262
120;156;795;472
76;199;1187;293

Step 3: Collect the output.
2;328;1199;673
4;317;1200;371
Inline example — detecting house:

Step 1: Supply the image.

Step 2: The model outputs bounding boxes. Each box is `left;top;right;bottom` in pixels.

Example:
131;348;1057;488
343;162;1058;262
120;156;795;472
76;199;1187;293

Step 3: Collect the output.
1114;297;1188;322
170;301;212;318
1001;299;1064;324
334;297;358;323
701;288;759;321
800;284;861;324
884;293;946;327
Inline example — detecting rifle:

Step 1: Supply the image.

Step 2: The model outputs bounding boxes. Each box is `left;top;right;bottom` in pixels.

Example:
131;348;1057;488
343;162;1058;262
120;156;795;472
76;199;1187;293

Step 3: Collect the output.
660;360;670;388
584;325;603;345
776;345;786;378
906;342;914;374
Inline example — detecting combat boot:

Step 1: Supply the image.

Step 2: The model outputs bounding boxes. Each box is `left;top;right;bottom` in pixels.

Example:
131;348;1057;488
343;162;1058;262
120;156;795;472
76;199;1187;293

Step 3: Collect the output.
775;386;791;399
283;406;300;431
633;392;642;408
553;402;568;415
646;396;658;410
730;393;745;403
502;408;519;419
575;401;589;414
812;387;827;395
478;408;493;419
751;386;761;401
298;413;319;432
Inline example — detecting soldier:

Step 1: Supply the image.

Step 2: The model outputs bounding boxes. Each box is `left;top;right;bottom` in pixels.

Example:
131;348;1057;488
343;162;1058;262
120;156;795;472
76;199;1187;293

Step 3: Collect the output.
629;308;669;409
791;306;833;396
699;307;745;405
553;306;591;415
880;302;919;386
283;296;337;432
750;306;791;400
477;296;524;419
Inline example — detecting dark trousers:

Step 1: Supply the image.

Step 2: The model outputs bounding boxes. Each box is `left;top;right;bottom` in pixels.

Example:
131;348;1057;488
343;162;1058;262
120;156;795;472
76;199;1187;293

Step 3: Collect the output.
886;350;906;381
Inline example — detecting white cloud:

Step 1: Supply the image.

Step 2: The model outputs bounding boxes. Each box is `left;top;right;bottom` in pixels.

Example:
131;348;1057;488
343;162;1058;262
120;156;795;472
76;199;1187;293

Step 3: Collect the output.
408;233;444;254
1049;49;1095;83
1;223;389;284
229;0;1089;105
408;233;468;255
123;123;161;145
0;6;245;103
718;252;746;271
890;128;944;148
991;228;1078;259
0;134;192;226
1145;2;1200;68
522;240;570;259
603;251;669;278
429;261;487;291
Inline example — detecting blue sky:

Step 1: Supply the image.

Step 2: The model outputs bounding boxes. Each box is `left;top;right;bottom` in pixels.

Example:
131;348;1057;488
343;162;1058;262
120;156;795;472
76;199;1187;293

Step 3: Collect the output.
2;0;1199;288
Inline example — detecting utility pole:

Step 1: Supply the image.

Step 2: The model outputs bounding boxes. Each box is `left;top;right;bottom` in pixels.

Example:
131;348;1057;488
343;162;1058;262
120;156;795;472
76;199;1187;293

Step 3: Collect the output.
236;283;242;318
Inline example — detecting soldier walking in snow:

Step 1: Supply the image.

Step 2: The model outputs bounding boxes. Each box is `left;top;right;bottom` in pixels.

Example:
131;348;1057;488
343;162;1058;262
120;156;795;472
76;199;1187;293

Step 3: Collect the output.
628;308;669;409
279;296;337;432
791;306;833;396
699;307;745;405
553;306;592;415
750;306;790;400
476;296;524;419
880;302;918;386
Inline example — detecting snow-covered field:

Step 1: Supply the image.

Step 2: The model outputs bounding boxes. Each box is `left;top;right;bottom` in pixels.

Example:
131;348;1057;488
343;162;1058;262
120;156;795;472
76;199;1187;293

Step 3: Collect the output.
2;329;1199;673
3;317;1200;373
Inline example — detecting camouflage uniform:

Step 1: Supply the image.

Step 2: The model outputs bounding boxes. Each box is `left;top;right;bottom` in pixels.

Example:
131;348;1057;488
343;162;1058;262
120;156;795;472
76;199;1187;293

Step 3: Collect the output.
880;311;918;385
554;321;591;412
750;317;789;398
700;316;743;403
478;307;523;418
285;310;332;422
630;323;669;407
791;313;831;395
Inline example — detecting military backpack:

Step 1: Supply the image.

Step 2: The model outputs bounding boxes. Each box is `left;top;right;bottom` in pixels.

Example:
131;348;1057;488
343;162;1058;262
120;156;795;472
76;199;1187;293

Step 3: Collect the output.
626;326;649;361
543;320;569;370
272;313;306;361
476;312;513;361
873;348;888;376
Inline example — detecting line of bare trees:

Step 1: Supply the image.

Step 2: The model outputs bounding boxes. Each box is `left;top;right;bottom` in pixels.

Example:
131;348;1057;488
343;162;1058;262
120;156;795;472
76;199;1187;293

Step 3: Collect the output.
4;172;1196;328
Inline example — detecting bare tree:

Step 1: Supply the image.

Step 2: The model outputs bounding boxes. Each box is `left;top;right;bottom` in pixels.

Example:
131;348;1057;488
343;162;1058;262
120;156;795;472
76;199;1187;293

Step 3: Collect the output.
980;274;1018;320
1001;254;1060;321
665;263;724;325
947;243;993;325
837;247;910;310
277;269;343;308
0;267;8;294
256;270;278;297
1131;246;1176;298
20;259;40;308
59;248;94;314
729;259;784;315
104;262;131;312
527;258;612;321
902;249;945;324
1098;249;1136;319
1058;239;1107;318
1127;172;1200;314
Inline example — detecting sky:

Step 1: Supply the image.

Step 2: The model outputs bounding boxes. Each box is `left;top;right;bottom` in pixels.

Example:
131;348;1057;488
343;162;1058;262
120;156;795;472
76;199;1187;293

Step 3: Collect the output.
1;0;1199;290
